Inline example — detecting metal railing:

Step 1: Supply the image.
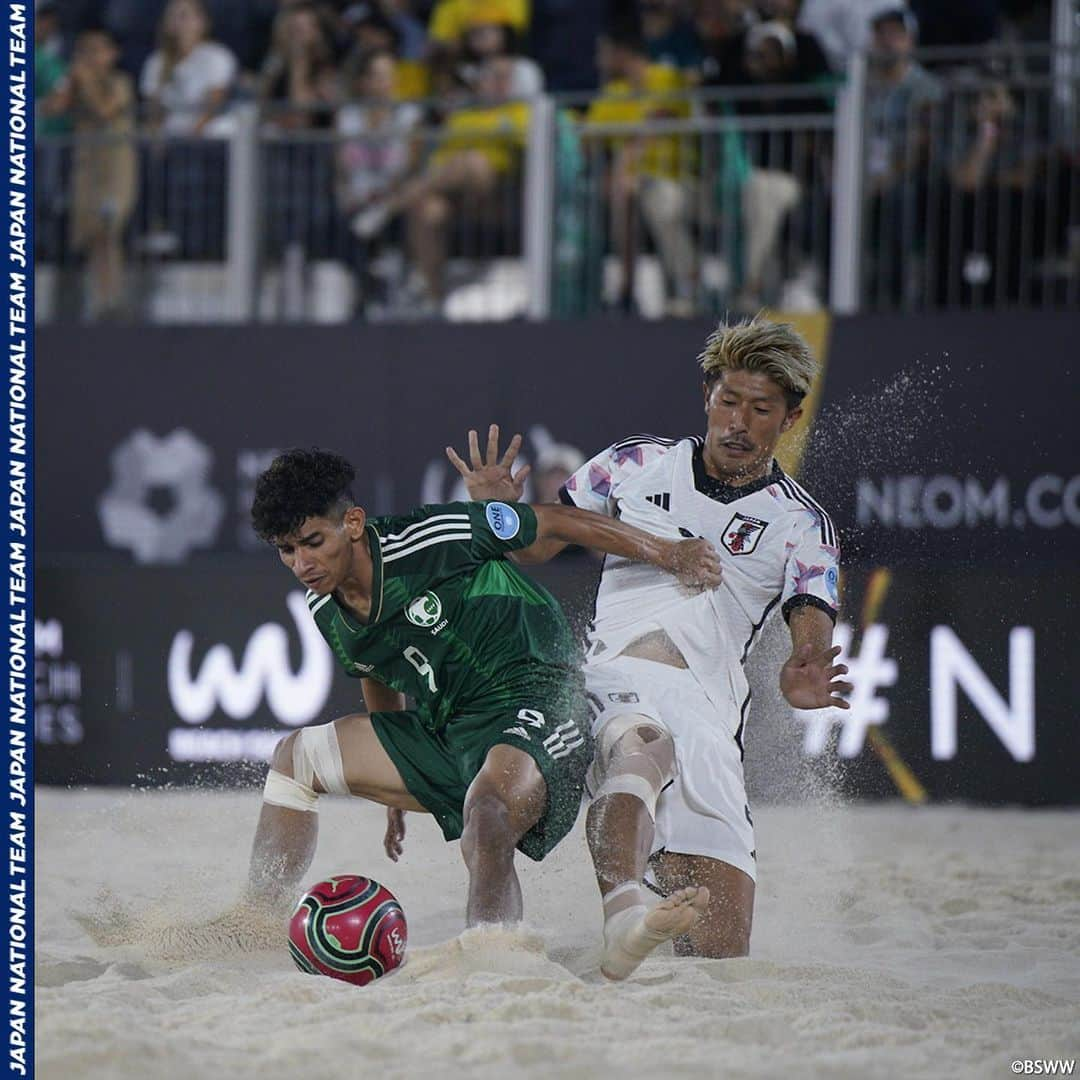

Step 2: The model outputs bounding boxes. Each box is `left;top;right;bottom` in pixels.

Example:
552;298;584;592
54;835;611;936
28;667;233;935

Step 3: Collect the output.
35;129;233;322
36;102;533;323
33;47;1080;323
255;110;529;322
548;84;837;318
859;62;1080;311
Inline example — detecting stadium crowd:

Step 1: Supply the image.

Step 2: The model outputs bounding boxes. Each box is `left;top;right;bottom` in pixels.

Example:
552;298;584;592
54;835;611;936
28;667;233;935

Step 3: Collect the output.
34;0;1070;319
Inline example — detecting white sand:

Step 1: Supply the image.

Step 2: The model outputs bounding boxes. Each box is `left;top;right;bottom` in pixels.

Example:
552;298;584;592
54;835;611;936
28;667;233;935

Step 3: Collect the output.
36;789;1080;1080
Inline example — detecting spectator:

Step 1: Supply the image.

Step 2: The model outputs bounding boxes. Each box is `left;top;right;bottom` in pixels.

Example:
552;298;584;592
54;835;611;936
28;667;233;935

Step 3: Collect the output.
759;0;831;67
704;21;833;308
950;80;1033;192
586;30;696;315
341;3;403;54
428;0;530;45
341;3;432;98
352;55;530;309
379;0;429;60
862;6;941;303
335;48;423;310
709;1;831;89
140;0;238;135
459;16;544;96
697;0;755;83
424;2;539;101
258;1;339;128
641;0;704;76
36;2;71;136
943;79;1038;302
36;1;72;280
865;6;941;191
52;29;139;319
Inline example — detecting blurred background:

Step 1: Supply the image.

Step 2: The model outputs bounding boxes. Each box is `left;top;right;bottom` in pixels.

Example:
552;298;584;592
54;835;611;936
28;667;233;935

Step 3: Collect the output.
35;0;1079;806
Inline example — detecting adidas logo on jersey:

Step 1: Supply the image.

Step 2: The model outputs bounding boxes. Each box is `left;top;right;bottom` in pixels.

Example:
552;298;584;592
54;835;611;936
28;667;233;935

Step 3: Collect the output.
645;492;671;511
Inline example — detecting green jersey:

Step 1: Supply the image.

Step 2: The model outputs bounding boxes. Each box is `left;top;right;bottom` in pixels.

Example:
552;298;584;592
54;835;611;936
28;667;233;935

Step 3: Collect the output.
305;501;583;728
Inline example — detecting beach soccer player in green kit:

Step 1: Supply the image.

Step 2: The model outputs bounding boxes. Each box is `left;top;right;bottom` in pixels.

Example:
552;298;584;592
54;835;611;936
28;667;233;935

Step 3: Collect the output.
244;445;722;930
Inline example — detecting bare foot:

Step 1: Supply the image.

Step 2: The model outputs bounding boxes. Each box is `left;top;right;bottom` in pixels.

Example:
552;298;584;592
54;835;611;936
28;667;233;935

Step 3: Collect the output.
600;886;710;981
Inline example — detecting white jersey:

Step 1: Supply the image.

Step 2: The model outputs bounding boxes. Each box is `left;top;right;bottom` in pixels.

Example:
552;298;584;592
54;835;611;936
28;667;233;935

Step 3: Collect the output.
560;434;839;737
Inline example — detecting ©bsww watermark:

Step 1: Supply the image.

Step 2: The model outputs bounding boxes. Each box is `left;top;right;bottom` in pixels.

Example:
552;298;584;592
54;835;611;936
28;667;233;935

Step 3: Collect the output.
1011;1063;1076;1076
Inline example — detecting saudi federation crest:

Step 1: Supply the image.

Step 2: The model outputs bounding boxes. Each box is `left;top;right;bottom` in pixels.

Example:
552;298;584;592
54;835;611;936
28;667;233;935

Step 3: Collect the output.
405;591;443;627
722;513;769;556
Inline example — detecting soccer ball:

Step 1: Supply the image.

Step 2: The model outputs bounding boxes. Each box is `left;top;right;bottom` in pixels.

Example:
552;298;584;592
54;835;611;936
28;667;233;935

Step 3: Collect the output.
288;875;407;986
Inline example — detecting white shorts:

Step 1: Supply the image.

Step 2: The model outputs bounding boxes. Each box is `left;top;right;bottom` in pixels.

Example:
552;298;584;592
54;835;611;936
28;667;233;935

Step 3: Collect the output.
584;654;756;883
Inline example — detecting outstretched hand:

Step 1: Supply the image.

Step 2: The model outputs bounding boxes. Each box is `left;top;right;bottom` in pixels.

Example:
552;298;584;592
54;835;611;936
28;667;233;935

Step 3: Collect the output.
384;807;406;861
780;643;853;710
446;424;532;502
663;537;723;590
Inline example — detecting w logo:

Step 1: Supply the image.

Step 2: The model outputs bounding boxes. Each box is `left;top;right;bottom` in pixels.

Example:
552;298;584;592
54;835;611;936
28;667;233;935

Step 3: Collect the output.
168;593;333;726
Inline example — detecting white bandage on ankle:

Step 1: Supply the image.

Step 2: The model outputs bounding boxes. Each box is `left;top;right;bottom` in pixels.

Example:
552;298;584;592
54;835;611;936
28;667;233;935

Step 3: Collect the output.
262;769;319;812
603;880;648;918
293;722;351;797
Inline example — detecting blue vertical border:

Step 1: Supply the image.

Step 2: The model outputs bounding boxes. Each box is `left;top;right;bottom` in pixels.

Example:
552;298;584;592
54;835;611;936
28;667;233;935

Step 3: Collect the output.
4;1;33;1077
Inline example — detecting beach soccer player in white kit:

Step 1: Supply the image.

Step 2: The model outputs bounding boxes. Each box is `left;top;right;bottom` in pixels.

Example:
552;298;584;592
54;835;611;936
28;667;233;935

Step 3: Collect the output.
448;317;852;978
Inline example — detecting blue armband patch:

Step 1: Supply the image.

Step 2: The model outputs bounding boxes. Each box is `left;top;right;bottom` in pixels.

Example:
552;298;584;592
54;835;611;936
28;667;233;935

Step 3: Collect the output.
485;501;521;540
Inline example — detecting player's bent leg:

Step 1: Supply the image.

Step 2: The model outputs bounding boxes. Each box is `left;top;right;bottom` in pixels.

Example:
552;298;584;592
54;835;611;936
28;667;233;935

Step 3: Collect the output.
332;714;429;810
651;851;754;958
587;715;673;893
586;716;708;980
460;744;547;927
247;715;424;907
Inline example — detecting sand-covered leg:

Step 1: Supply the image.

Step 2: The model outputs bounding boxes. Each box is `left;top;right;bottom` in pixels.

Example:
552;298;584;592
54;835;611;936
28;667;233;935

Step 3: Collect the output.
600;883;710;980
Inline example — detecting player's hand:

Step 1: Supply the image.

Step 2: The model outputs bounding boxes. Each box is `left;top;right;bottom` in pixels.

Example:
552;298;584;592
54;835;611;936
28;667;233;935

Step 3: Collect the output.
660;537;723;589
780;643;853;710
384;807;406;861
446;424;531;502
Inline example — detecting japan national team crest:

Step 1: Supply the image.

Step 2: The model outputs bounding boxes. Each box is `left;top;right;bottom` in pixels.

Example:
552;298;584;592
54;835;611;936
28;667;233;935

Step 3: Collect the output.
722;513;769;556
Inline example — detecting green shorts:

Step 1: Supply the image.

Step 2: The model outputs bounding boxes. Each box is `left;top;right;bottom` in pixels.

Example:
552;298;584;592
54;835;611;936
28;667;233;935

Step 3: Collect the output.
371;685;592;862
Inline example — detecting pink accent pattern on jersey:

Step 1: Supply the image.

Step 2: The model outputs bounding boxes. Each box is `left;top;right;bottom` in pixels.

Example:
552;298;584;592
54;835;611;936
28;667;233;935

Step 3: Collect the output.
612;445;646;468
566;474;578;491
792;559;827;594
588;463;613;498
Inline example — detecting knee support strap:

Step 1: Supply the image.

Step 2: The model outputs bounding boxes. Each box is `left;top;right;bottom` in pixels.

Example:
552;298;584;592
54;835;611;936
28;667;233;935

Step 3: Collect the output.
262;721;351;812
293;722;350;796
262;769;319;812
592;714;675;820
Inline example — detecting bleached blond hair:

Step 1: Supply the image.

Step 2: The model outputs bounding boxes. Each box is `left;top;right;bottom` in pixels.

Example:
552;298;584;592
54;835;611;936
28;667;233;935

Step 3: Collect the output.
698;316;817;408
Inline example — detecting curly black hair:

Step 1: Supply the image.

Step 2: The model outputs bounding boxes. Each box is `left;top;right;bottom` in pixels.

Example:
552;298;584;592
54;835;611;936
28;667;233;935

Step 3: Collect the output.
251;448;356;543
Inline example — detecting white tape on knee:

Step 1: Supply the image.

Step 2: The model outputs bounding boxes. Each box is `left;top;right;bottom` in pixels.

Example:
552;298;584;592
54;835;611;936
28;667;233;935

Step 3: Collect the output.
294;722;351;797
263;769;319;813
595;771;663;818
